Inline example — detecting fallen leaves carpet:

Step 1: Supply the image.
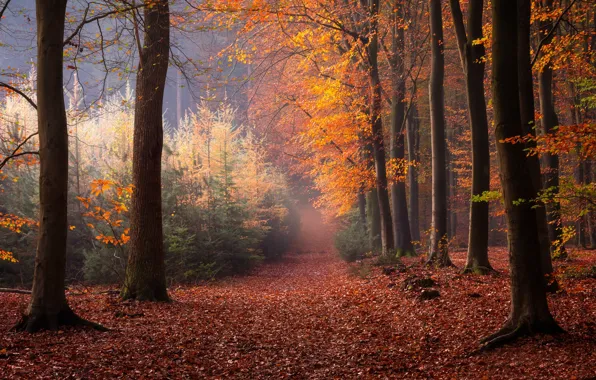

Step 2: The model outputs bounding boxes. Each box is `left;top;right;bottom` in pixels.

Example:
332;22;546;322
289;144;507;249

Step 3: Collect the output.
1;209;595;379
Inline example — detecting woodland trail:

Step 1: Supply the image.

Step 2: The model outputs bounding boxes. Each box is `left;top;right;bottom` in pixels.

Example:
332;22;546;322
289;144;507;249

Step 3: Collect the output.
1;206;596;379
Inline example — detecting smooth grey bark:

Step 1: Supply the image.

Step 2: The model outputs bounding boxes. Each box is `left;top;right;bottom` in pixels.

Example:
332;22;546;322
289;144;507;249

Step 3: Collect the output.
427;0;452;266
481;0;562;349
122;0;170;301
449;0;492;273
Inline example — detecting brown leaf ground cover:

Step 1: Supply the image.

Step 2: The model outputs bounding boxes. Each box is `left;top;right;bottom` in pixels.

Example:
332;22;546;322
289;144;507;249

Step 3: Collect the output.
1;209;595;379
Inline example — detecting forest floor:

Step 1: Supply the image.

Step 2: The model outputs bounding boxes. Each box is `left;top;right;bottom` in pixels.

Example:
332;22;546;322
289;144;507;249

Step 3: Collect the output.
1;208;596;379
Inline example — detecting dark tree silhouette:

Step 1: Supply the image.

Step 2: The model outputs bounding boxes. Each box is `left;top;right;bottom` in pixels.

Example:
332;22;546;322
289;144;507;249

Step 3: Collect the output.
481;0;563;349
122;0;170;301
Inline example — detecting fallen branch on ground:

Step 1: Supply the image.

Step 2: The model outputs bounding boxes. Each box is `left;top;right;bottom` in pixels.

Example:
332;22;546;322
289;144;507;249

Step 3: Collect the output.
0;288;31;294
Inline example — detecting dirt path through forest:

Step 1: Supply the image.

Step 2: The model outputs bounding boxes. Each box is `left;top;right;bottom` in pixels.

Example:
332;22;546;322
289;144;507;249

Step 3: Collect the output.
1;205;595;379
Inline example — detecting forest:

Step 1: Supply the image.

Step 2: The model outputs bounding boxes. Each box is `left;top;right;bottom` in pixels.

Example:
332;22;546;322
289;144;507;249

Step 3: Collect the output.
0;0;595;378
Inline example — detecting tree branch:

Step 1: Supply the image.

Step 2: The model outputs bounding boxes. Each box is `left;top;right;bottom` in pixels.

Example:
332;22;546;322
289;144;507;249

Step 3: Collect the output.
0;132;39;171
0;288;31;294
63;4;145;47
0;82;37;109
531;0;578;67
0;0;12;20
449;0;467;65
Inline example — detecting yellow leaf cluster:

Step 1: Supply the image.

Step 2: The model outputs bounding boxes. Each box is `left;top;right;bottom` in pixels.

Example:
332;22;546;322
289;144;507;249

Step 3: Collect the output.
0;249;18;263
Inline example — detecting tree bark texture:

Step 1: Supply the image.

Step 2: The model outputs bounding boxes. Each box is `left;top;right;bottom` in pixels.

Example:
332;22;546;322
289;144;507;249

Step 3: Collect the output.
367;189;382;251
122;0;170;301
358;190;367;234
15;0;103;332
482;0;562;349
517;0;556;285
427;0;451;266
568;82;587;247
368;0;394;254
450;0;491;273
537;0;566;258
389;0;414;256
406;105;421;242
447;126;457;242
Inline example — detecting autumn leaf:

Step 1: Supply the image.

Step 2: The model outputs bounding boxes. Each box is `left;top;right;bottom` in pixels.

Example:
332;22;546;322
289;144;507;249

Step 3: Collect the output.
90;179;115;196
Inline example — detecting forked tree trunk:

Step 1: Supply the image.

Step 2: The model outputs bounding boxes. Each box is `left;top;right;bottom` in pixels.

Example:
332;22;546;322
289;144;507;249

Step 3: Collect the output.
406;105;421;242
481;0;562;349
389;0;415;256
121;0;170;301
368;0;394;254
517;0;557;289
14;0;104;332
449;0;492;273
427;0;451;266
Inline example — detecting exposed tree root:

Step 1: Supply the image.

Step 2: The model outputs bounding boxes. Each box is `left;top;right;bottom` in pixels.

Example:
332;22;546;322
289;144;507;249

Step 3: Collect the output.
120;287;170;302
426;255;454;268
396;248;417;258
545;278;560;293
462;265;495;275
479;318;565;351
480;324;526;351
12;305;107;333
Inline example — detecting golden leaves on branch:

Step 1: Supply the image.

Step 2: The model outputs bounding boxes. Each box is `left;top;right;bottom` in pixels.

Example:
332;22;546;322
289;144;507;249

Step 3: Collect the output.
79;179;133;247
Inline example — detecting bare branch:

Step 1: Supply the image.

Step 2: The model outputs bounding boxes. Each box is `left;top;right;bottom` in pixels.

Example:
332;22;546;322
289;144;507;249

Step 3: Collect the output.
0;0;12;20
0;82;37;109
63;4;145;47
0;132;39;171
0;288;31;294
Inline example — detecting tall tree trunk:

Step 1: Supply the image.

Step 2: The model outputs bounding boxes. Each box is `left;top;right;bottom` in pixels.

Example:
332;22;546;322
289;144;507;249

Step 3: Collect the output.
406;105;421;242
517;0;556;289
122;0;170;301
368;0;394;254
568;82;587;248
176;69;182;129
586;162;596;247
449;0;491;273
365;139;382;251
538;65;566;257
389;0;414;256
537;0;566;258
367;189;382;251
481;0;562;349
15;0;103;332
447;126;457;242
358;190;367;233
427;0;451;266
